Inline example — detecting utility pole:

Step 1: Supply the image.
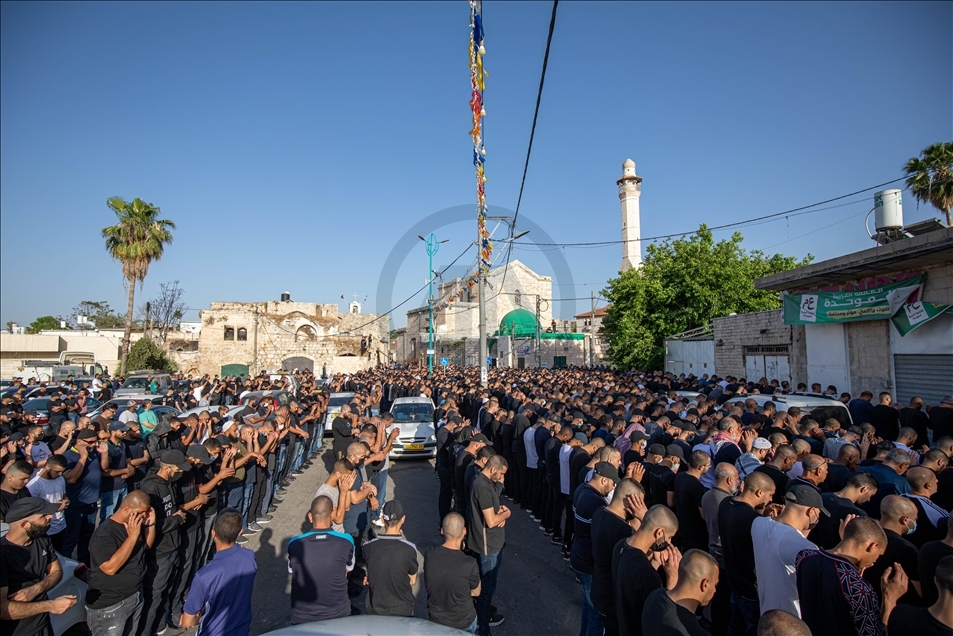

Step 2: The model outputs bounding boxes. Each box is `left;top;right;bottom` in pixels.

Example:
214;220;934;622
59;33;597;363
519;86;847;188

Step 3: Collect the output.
420;234;447;376
252;304;259;376
535;294;541;368
478;228;488;387
590;291;595;367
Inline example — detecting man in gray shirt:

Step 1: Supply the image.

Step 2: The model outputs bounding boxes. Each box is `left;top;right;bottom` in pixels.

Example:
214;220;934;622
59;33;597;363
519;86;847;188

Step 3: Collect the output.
700;462;738;636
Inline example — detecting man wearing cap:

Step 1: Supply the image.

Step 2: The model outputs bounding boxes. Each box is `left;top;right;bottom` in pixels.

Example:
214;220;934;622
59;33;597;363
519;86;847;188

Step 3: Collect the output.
471;454;510;635
362;500;420;617
85;491;155;636
139;449;190;636
288;495;356;624
750;483;824;617
101;421;135;523
62;430;108;566
119;401;139;426
570;462;620;636
0;497;78;636
735;437;771;480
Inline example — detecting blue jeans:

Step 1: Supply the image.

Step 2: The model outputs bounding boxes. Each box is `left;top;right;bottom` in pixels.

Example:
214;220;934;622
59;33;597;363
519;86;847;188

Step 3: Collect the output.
240;482;255;528
260;467;275;517
100;486;128;523
371;469;389;522
86;589;142;636
728;591;760;636
573;568;603;636
464;617;479;634
223;481;245;512
62;501;97;565
291;439;305;472
477;551;503;636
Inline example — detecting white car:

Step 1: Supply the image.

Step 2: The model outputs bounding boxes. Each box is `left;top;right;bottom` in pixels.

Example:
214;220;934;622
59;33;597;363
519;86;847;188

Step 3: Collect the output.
323;392;356;434
0;523;88;636
726;393;853;427
388;397;436;460
261;615;468;636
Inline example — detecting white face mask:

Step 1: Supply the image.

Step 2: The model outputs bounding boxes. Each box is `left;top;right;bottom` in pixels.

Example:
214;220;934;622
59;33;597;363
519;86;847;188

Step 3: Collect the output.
669;461;680;472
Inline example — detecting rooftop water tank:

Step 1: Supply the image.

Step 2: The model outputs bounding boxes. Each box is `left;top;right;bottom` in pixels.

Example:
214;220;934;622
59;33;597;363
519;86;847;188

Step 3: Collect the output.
874;189;903;232
280;292;291;302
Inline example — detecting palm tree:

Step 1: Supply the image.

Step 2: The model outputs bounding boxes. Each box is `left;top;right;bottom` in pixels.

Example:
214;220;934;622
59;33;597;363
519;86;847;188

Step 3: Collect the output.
102;197;175;375
903;142;953;227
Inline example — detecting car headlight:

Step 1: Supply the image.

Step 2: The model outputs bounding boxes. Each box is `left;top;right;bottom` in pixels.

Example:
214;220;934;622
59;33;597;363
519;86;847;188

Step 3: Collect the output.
427;435;436;442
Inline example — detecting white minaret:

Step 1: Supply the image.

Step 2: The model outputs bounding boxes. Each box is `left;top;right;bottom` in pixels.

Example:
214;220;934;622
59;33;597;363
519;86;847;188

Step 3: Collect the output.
618;158;643;271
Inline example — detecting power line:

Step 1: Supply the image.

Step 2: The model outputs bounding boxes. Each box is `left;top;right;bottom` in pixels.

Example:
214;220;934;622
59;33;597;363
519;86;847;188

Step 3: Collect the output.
513;175;908;248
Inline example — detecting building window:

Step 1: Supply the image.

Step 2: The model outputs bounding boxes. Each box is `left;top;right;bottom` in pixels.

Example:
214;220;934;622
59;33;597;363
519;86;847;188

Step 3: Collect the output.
224;327;235;341
237;328;247;341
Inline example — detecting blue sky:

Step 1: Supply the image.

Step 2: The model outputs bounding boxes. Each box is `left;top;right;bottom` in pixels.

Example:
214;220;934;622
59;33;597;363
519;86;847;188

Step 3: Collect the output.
2;1;950;328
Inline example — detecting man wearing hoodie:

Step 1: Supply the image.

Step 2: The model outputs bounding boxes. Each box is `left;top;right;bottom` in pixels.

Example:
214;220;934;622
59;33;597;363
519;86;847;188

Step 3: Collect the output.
146;417;185;460
139;449;189;636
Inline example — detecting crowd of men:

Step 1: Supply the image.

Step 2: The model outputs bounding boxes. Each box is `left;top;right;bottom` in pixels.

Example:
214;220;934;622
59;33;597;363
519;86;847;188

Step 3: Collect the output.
2;365;953;636
1;370;329;636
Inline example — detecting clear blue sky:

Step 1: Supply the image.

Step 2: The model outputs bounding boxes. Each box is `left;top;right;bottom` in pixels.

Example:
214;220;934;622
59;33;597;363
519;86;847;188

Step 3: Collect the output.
2;1;950;328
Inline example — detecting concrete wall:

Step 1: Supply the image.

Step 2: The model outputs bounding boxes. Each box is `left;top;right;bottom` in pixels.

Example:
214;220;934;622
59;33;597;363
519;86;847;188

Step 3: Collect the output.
1;331;143;378
713;310;799;380
922;263;953;304
846;320;891;394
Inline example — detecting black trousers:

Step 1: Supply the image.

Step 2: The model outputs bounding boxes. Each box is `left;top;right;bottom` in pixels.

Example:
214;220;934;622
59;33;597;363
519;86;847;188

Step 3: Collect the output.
437;466;453;523
504;450;521;504
711;566;731;636
139;550;178;636
562;493;575;550
514;451;529;509
547;482;564;536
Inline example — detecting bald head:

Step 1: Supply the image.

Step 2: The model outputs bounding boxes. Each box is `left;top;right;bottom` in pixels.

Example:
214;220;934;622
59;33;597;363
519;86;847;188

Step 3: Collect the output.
121;490;151;510
880;494;917;524
906;466;937;493
801;454;825;473
442;512;466;540
610;478;645;504
677;549;718;586
310;495;333;520
713;462;738;487
641;504;678;536
743;470;776;495
842;516;887;548
758;610;811;636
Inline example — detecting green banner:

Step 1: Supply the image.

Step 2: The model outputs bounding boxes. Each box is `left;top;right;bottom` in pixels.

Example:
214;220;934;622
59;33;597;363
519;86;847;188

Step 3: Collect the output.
782;275;923;325
890;301;953;336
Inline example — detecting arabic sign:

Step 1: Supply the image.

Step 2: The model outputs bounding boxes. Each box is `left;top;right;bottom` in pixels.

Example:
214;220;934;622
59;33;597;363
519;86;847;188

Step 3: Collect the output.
890;301;953;337
782;275;923;325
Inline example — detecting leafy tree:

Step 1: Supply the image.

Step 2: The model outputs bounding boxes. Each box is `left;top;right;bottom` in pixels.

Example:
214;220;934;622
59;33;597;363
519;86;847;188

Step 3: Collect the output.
125;337;177;374
70;300;125;329
27;315;67;333
102;197;175;375
601;225;812;370
903;142;953;227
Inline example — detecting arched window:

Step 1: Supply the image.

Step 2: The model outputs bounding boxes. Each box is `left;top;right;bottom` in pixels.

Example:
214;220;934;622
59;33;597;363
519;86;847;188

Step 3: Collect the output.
237;328;247;341
224;327;235;341
295;325;317;342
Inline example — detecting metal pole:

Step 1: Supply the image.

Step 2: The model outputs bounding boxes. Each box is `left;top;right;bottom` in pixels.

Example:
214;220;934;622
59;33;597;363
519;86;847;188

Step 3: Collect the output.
479;257;488;387
428;243;434;376
535;295;541;368
590;291;595;367
252;304;259;375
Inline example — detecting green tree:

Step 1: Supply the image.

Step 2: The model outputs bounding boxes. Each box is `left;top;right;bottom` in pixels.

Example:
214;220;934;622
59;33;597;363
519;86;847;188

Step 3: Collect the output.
102;197;175;375
903;142;953;227
27;315;66;333
125;337;177;373
601;225;812;370
70;300;125;329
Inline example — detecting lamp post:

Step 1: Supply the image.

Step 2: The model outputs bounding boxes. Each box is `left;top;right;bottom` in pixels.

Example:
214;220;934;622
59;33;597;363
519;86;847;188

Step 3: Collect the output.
419;234;448;376
477;221;529;387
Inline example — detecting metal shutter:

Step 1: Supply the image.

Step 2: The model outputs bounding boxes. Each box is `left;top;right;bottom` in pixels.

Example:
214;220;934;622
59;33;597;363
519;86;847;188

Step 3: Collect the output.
894;354;953;407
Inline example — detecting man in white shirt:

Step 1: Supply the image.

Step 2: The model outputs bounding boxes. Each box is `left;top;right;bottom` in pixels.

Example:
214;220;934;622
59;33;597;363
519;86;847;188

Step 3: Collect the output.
25;454;69;552
750;483;825;617
118;401;139;425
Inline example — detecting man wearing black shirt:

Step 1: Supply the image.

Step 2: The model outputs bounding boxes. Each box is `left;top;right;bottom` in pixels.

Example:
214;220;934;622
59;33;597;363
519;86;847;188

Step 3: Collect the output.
863;495;922;607
641;550;719;636
612;504;681;636
899;398;932;449
929;397;953;441
362;500;419;617
889;554;953;636
86;491;154;636
673;451;711;552
753;444;796;505
424;512;481;631
0;497;77;636
435;416;461;523
808;472;876;549
331;405;357;460
870;392;901;441
470;455;510;636
591;480;644;636
455;433;489;517
717;471;776;636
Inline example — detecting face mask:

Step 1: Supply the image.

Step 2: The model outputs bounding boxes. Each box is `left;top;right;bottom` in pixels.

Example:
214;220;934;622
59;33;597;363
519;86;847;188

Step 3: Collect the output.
807;510;820;531
906;520;917;535
669;461;680;472
651;537;671;552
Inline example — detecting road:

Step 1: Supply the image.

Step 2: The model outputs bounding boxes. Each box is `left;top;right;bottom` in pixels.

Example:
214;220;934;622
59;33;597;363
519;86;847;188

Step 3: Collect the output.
246;439;582;635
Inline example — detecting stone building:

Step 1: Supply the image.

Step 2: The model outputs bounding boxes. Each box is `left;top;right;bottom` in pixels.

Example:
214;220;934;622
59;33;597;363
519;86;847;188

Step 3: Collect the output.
168;299;388;378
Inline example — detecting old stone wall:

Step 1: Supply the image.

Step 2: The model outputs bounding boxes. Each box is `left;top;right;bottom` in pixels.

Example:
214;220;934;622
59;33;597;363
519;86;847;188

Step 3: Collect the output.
713;310;799;380
923;263;953;304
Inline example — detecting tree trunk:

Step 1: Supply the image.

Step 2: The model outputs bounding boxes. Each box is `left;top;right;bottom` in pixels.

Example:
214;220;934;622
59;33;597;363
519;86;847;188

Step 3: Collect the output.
945;206;952;228
120;277;136;376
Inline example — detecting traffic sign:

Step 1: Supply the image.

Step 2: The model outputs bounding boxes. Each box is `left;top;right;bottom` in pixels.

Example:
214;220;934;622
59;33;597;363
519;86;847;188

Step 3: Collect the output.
440;357;449;366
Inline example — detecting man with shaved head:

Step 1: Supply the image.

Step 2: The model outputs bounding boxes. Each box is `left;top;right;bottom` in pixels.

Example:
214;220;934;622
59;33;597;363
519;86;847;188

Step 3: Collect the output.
641;549;719;635
424;513;481;631
701;462;737;636
903;466;950;548
860;495;921;606
787;453;827;493
757;610;810;636
796;517;908;635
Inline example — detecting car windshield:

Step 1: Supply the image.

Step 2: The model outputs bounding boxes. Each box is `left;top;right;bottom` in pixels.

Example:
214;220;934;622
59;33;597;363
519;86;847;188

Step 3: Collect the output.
328;396;353;407
23;398;50;410
391;404;434;422
122;378;150;389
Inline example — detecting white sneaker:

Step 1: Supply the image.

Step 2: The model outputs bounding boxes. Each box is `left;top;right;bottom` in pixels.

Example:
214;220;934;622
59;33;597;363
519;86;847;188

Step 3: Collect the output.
372;518;385;527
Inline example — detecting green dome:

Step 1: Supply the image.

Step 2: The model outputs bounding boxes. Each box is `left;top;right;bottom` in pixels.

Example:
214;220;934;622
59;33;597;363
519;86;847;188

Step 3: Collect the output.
497;308;538;337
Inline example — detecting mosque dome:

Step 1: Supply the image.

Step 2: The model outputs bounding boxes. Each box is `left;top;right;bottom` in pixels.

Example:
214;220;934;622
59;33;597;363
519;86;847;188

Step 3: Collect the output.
498;308;539;337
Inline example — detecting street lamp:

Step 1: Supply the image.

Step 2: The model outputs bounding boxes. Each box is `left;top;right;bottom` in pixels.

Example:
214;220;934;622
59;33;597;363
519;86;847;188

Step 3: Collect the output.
477;220;529;387
419;234;448;375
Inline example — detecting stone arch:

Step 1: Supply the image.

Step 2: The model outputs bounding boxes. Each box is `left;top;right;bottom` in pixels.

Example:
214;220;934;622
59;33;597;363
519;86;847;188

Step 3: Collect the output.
295;325;317;342
282;356;314;372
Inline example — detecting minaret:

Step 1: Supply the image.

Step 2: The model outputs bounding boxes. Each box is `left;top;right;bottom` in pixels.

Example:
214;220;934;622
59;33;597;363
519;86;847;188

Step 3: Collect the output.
618;158;643;271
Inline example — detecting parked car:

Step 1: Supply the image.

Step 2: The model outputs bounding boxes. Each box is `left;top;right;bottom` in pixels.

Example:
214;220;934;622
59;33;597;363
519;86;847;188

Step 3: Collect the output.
387;397;436;460
23;386;71;400
86;395;178;422
239;390;296;409
261;615;468;636
0;523;89;636
728;393;853;428
322;392;356;433
21;397;103;437
674;390;703;400
115;373;172;396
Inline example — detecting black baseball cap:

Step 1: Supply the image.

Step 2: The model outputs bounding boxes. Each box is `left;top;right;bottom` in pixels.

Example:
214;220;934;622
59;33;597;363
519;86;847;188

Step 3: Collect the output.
665;444;685;460
647;443;667;457
784;484;830;516
381;500;405;522
187;444;215;465
77;429;99;441
592;461;620;485
159;449;191;471
6;497;62;523
629;431;649;443
470;432;493;446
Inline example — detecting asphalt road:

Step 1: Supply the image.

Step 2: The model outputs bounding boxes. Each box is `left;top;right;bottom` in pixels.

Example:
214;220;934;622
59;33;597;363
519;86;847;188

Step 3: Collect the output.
246;439;582;635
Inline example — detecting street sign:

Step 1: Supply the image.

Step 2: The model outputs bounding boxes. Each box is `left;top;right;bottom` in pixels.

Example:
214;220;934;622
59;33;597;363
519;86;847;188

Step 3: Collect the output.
487;357;493;367
440;357;449;366
426;349;435;355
